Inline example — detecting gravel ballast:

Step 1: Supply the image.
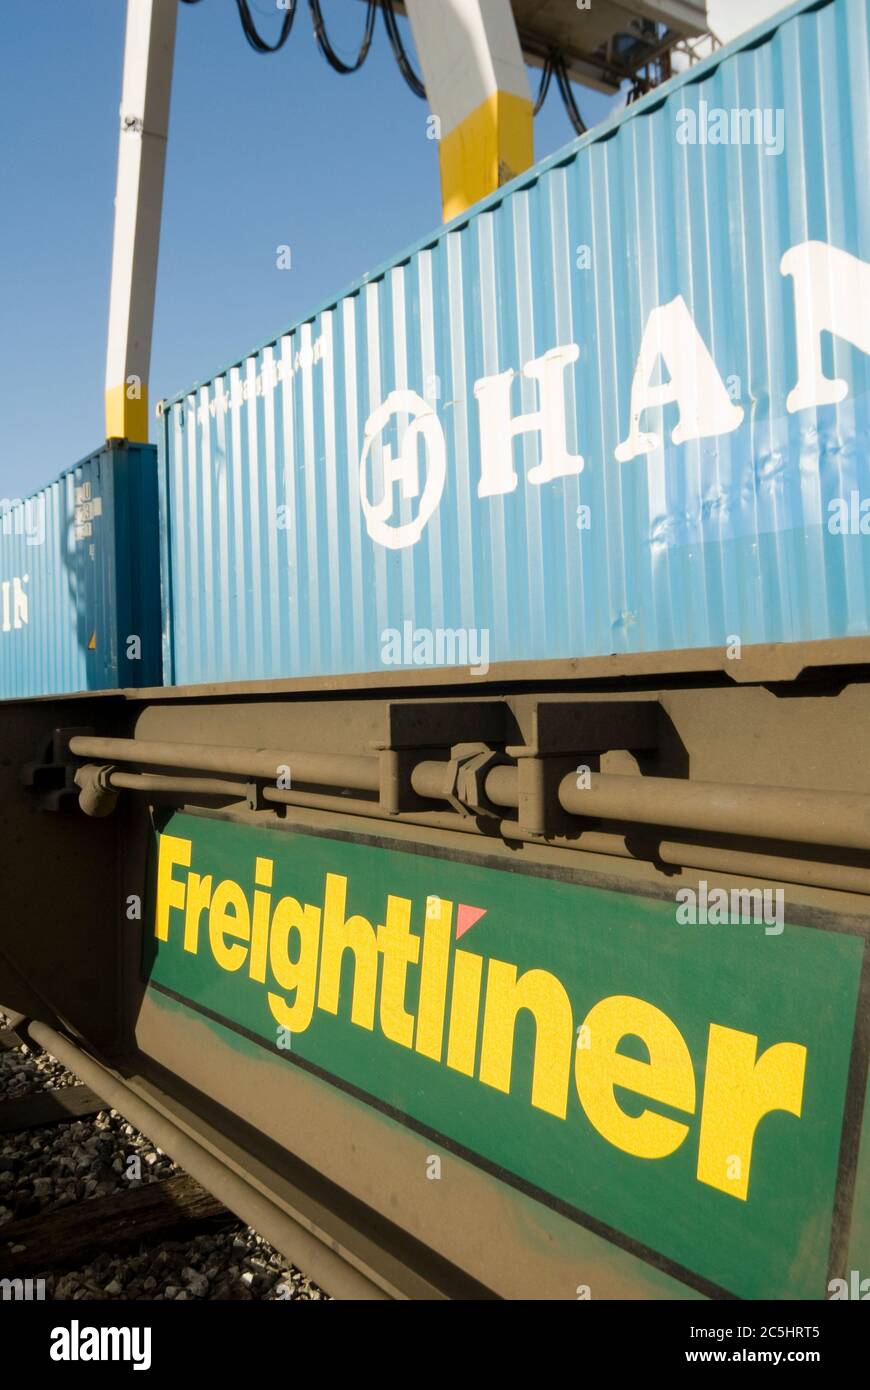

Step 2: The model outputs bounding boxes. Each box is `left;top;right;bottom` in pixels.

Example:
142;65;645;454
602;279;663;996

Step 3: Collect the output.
0;1015;328;1300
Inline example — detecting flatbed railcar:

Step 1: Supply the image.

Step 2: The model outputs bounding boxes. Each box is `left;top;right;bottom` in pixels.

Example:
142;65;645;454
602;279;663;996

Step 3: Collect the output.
1;0;868;1300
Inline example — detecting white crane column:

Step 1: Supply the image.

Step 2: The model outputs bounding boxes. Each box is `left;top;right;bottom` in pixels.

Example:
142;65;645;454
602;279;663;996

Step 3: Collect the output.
105;0;177;442
404;0;533;223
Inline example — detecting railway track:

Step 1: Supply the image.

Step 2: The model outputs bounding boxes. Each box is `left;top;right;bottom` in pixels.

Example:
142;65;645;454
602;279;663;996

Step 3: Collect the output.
0;1019;327;1302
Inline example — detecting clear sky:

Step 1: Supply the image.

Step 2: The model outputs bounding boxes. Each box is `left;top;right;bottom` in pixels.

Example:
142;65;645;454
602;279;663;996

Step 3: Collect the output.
0;0;620;501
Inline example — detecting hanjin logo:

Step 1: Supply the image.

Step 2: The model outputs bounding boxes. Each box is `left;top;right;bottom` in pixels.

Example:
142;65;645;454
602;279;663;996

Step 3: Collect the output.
359;389;446;550
358;239;869;552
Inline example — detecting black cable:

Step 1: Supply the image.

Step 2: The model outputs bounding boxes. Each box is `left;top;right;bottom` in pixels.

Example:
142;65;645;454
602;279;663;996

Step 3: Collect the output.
183;0;582;127
555;55;587;135
533;55;553;115
381;0;426;99
234;0;298;54
308;0;376;74
180;0;298;54
182;0;419;97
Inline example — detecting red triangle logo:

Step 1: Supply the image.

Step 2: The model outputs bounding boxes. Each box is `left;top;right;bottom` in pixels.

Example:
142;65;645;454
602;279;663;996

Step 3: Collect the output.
456;903;486;940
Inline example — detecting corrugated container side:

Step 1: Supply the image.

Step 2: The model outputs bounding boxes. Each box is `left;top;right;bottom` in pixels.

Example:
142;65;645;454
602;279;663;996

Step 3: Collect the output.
160;0;870;686
0;443;163;699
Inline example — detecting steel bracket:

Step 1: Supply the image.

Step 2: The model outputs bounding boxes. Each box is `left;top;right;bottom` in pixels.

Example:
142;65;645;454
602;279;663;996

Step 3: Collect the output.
376;701;511;814
20;726;95;812
506;700;661;838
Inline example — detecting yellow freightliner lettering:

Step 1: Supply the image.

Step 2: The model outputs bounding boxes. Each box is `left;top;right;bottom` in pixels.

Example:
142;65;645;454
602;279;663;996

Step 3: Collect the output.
184;873;212;954
267;896;321;1033
317;872;377;1031
414;897;453;1062
154;832;809;1199
446;949;484;1077
377;896;421;1049
249;857;274;983
208;879;249;972
574;995;695;1159
697;1024;806;1199
479;961;573;1119
155;834;190;941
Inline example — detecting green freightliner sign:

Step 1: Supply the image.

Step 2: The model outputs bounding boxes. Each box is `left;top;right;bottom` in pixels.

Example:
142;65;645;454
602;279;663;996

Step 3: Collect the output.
147;811;865;1299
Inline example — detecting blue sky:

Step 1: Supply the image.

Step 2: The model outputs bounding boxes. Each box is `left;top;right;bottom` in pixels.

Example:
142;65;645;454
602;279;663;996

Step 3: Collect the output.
0;0;619;500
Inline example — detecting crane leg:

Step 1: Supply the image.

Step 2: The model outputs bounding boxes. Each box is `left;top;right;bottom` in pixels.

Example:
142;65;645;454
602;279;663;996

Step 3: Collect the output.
405;0;533;223
105;0;177;443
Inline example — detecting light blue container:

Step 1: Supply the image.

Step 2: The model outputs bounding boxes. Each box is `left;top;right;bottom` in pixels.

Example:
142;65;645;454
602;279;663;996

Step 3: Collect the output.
0;444;162;699
159;0;870;686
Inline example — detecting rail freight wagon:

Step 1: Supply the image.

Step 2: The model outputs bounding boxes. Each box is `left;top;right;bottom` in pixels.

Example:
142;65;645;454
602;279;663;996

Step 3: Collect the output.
1;0;868;1301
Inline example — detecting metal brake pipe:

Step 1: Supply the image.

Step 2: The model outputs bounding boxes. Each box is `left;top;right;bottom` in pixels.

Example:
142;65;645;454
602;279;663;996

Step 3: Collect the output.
410;760;520;808
71;739;870;851
262;787;870;892
67;736;379;794
415;758;870;854
74;753;870;896
557;771;870;854
75;757;870;892
409;761;451;800
108;771;249;798
253;787;870;893
498;823;870;896
483;765;520;809
657;840;870;897
263;785;473;835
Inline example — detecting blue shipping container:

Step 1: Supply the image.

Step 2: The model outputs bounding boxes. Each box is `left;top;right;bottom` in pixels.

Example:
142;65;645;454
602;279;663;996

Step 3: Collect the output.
0;444;162;699
160;0;870;687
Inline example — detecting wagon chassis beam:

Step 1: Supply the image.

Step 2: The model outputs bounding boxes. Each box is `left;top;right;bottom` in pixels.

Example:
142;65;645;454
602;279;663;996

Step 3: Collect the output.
21;701;870;899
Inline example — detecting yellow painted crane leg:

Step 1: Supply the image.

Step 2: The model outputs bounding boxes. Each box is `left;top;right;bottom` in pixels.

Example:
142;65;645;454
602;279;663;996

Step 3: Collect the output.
405;0;534;222
105;0;177;442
